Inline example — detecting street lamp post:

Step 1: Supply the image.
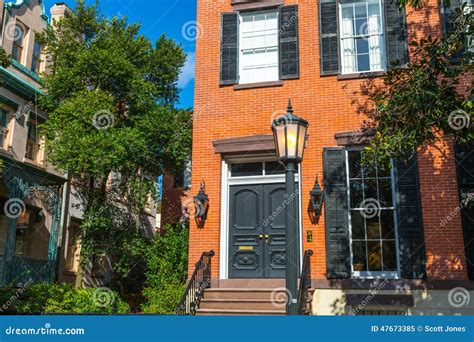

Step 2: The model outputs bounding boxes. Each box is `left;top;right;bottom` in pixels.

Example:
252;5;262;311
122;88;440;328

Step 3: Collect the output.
272;99;308;316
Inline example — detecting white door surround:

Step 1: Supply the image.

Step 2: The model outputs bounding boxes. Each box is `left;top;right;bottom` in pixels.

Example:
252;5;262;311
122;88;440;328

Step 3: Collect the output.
219;154;304;279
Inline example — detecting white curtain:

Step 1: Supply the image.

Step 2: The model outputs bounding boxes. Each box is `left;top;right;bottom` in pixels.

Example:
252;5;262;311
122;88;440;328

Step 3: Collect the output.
368;3;382;70
341;6;356;73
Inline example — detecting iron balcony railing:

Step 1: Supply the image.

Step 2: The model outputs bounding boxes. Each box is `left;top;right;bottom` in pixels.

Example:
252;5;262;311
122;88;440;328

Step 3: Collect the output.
176;251;214;315
298;250;313;315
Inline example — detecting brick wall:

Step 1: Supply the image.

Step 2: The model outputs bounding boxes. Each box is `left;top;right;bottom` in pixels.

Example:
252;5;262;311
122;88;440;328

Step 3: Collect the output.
191;0;469;280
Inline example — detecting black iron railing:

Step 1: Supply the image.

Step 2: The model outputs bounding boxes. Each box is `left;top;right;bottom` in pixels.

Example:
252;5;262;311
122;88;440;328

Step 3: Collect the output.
298;250;313;315
176;251;214;315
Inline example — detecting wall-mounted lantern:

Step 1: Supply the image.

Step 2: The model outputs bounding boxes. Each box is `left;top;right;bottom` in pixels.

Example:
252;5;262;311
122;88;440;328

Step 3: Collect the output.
193;181;209;221
310;178;324;216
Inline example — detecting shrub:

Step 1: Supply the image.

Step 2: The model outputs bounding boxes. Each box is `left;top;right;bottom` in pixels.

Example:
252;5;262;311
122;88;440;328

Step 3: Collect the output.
141;223;188;314
0;283;130;314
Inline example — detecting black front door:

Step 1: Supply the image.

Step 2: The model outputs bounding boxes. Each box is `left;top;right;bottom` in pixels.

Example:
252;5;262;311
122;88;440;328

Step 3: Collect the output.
228;183;299;279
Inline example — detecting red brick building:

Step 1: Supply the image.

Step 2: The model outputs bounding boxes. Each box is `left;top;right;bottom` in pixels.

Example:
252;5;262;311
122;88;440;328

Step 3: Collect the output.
186;0;473;315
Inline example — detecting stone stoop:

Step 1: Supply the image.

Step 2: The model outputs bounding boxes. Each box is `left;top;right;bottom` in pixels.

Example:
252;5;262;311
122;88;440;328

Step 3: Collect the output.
196;288;287;316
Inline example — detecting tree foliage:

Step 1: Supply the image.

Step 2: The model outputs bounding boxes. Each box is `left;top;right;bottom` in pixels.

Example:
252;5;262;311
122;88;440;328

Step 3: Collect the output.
363;5;473;165
141;224;189;314
38;0;191;291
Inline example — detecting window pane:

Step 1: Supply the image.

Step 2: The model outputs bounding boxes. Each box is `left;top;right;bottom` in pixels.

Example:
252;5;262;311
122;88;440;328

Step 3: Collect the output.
382;241;397;271
355;3;367;18
380;210;395;240
265;161;285;175
356;38;369;54
231;162;263;177
364;178;377;202
353;241;367;272
362;154;377;178
356;18;367;36
366;215;380;240
367;241;382;271
357;53;370;71
348;151;362;178
350;181;364;208
351;211;366;240
378;178;393;207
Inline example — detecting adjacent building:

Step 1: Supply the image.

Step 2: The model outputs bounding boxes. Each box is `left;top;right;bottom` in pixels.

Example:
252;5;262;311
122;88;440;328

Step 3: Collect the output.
187;0;474;315
0;0;161;289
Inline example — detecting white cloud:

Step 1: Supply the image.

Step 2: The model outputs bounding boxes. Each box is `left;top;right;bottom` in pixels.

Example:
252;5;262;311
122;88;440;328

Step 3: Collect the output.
177;52;196;89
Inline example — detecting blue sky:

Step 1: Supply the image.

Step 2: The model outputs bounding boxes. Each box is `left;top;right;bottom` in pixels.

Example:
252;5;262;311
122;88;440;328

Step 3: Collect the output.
43;0;197;109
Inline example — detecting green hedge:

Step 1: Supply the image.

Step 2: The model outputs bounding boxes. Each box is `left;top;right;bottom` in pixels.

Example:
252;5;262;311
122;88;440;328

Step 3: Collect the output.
0;283;130;314
141;223;188;314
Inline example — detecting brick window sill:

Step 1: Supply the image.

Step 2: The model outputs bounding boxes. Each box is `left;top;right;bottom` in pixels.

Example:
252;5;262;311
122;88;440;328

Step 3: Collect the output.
233;80;283;90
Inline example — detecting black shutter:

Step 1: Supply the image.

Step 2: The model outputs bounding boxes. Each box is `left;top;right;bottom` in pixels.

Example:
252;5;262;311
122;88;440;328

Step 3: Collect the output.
220;12;239;85
395;153;426;279
319;0;340;75
324;148;351;278
279;5;299;79
455;142;474;280
442;0;472;60
385;0;409;66
442;0;463;35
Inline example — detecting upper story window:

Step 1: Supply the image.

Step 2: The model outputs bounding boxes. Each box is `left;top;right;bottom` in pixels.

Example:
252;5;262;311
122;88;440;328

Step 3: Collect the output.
25;117;41;163
31;41;43;73
319;0;408;76
220;5;299;86
239;11;279;84
340;0;385;74
11;24;26;64
0;110;9;150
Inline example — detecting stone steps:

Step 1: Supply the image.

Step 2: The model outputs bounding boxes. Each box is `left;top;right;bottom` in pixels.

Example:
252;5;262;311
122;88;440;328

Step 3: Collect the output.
196;288;287;316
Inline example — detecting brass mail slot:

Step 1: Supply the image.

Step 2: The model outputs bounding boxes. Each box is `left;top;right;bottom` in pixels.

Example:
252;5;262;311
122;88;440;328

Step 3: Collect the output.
239;246;254;251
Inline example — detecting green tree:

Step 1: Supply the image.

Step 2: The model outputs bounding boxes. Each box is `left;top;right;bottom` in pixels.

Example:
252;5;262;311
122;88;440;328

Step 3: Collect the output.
362;4;473;166
38;1;191;292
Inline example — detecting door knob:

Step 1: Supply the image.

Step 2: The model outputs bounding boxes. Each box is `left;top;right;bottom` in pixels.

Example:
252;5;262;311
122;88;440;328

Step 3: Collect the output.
265;235;270;240
259;235;264;240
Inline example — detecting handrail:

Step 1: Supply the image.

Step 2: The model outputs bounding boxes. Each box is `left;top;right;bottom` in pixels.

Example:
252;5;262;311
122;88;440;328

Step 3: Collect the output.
297;250;313;315
176;251;215;315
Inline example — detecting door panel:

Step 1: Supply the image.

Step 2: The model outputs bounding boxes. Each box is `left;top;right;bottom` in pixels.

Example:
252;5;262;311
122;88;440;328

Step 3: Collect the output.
264;184;288;278
229;186;264;278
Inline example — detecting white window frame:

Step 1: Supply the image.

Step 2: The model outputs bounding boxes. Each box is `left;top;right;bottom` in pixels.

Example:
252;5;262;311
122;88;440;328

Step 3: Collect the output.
339;0;387;74
345;148;401;279
238;10;279;84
